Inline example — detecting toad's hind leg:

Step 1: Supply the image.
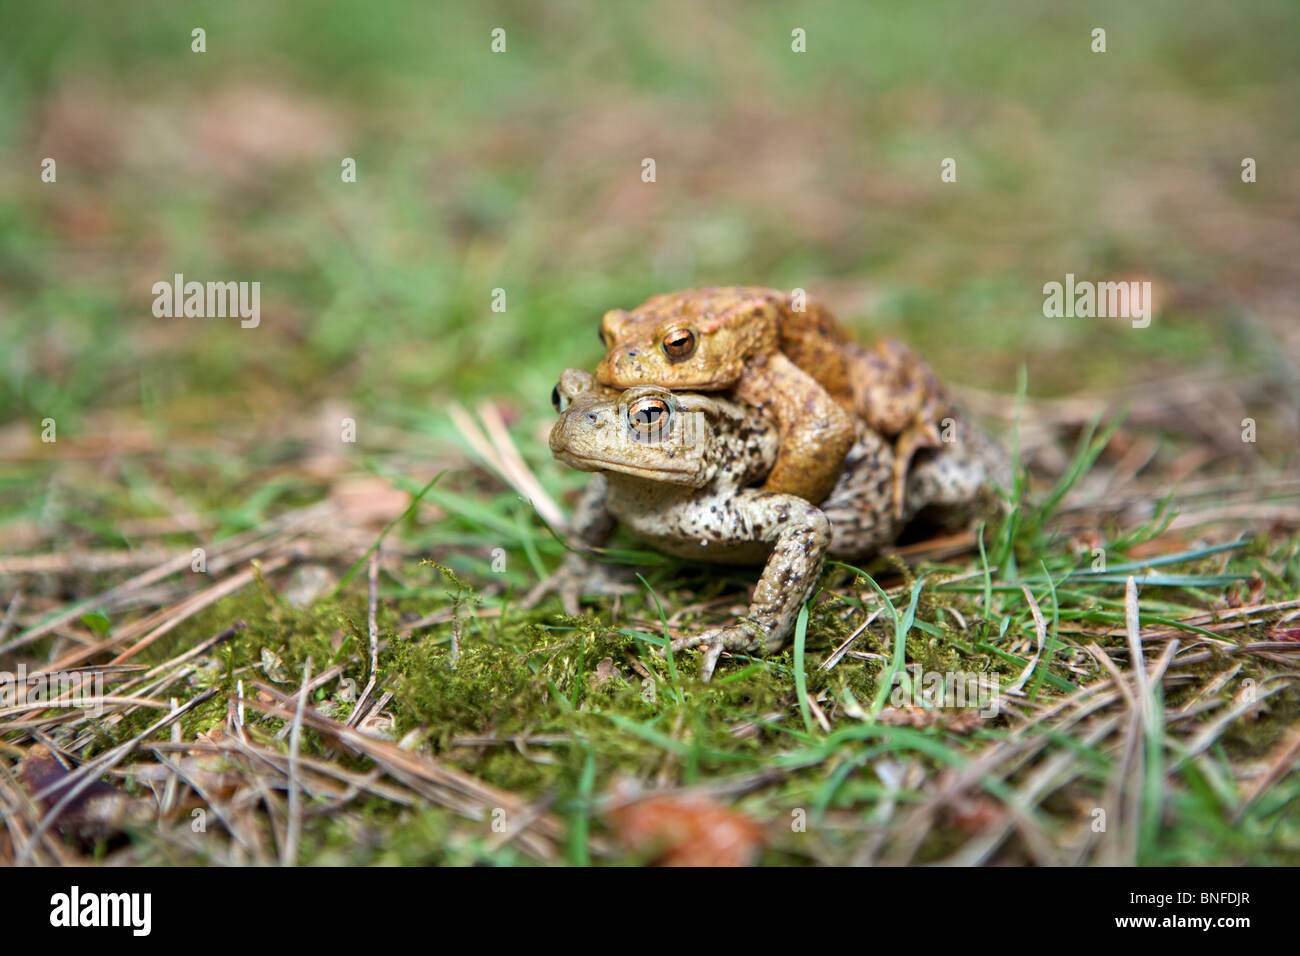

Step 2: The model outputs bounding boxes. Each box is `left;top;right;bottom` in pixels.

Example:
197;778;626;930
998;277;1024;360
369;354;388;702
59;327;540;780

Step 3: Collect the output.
889;416;943;519
846;338;949;518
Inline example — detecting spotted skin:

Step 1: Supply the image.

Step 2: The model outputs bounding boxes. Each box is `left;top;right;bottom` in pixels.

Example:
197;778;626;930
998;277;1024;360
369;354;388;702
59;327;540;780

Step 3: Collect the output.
594;286;952;513
596;287;857;504
530;369;1004;679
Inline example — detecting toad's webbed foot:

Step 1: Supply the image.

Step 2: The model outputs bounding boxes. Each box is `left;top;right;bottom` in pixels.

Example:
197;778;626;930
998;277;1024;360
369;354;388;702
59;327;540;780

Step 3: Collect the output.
670;621;767;681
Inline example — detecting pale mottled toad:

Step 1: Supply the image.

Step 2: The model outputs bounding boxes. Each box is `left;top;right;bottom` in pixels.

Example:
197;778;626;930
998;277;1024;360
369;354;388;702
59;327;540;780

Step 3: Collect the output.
529;369;1003;679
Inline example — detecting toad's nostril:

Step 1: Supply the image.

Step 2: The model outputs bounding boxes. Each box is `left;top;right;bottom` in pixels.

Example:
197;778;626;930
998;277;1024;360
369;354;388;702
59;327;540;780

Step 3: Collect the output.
586;412;598;424
626;349;637;358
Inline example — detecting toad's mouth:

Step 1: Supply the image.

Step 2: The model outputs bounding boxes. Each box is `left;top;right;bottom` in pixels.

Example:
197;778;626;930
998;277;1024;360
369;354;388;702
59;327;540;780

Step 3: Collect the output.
554;449;702;483
608;367;733;392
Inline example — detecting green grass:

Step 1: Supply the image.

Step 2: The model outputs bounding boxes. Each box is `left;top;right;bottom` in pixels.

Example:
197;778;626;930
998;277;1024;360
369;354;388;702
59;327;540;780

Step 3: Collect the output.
23;478;1286;866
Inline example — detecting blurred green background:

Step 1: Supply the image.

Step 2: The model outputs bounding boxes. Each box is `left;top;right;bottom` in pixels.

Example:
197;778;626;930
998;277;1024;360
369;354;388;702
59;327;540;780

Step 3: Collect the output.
1;0;1297;516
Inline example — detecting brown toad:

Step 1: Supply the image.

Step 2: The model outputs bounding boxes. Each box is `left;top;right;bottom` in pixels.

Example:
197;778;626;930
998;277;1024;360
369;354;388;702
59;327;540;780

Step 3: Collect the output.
595;286;950;514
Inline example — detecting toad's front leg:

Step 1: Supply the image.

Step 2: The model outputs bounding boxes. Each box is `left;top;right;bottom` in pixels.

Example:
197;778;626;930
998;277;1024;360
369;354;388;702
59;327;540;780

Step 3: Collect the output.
737;353;856;505
671;492;832;680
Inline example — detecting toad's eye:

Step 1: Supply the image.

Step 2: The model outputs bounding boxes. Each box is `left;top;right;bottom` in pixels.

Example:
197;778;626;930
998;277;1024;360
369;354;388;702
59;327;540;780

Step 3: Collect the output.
551;384;568;413
626;395;673;440
661;328;696;360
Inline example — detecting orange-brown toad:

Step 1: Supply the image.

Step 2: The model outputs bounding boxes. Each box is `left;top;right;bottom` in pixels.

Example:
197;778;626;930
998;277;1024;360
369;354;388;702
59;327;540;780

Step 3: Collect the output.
595;286;948;512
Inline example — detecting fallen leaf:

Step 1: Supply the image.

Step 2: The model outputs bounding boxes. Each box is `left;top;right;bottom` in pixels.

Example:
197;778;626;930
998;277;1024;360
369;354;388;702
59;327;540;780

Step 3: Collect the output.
329;474;441;528
946;795;1004;835
16;745;151;846
877;706;985;733
1247;573;1266;605
608;792;765;866
588;657;617;691
260;647;292;684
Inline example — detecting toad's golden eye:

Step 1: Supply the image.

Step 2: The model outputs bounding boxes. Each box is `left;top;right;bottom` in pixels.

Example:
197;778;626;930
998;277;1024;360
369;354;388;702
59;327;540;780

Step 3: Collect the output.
551;384;568;413
626;395;673;440
661;328;696;360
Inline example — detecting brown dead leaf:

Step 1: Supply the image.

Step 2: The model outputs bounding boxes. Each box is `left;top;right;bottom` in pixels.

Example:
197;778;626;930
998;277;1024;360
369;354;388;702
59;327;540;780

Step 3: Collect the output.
608;792;765;866
946;710;987;734
877;706;938;728
16;745;151;845
877;706;985;733
1247;573;1266;605
329;474;442;528
945;795;1005;836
